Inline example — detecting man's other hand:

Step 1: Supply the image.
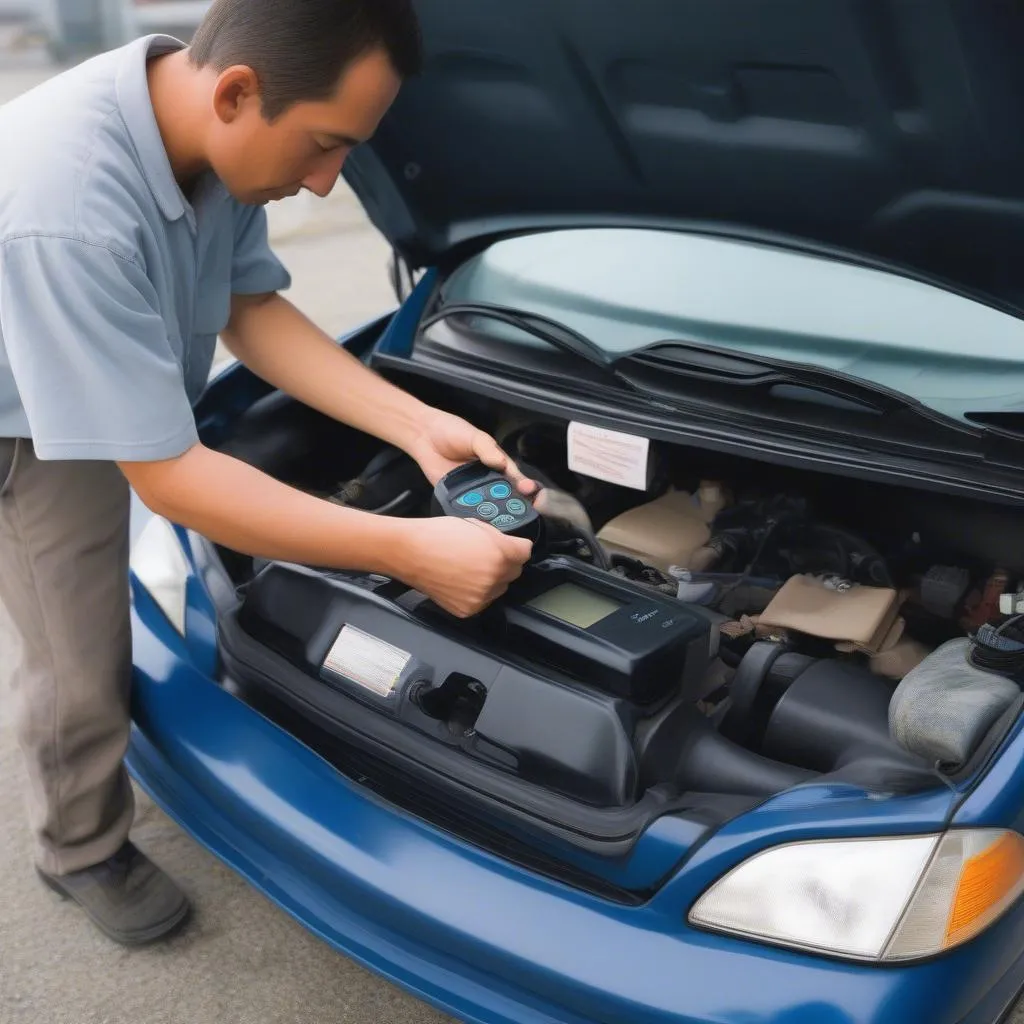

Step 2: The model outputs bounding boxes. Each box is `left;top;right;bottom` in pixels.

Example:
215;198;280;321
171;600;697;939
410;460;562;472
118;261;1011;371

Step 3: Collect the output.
407;409;538;496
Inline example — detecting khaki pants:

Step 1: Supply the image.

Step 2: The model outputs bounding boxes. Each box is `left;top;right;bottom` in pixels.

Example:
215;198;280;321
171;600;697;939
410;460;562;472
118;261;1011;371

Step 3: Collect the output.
0;438;134;876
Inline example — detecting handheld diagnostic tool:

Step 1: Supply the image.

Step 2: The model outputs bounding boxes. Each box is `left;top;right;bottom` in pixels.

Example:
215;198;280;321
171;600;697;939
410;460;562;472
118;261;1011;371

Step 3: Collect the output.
433;461;542;543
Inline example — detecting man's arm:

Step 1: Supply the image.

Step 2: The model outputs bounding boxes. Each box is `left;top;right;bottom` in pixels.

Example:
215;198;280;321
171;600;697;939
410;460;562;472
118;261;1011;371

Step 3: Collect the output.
119;443;532;618
123;442;408;571
141;292;536;616
0;234;530;619
222;292;432;454
221;291;538;490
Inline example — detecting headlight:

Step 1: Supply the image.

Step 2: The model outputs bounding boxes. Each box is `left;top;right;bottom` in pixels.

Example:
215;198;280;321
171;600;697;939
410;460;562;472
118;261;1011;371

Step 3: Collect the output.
688;829;1024;962
130;515;189;634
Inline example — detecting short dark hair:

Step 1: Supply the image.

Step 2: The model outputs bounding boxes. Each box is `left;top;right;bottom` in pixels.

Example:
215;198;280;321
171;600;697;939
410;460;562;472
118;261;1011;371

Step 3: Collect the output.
189;0;422;120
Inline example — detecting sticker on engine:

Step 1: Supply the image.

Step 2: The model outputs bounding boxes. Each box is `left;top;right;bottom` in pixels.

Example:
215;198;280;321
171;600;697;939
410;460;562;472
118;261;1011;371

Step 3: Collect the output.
567;421;651;490
321;625;410;698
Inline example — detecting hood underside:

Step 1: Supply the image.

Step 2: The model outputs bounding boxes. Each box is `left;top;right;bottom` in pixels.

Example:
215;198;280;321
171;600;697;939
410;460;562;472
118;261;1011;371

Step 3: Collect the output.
344;0;1024;316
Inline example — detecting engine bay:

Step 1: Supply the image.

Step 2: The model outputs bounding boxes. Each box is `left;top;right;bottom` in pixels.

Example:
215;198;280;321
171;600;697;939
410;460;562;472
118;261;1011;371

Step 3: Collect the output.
214;394;1024;822
311;417;1024;685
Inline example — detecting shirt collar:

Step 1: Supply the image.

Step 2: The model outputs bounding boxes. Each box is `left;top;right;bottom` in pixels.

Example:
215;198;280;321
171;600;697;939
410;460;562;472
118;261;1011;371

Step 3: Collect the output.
115;34;191;223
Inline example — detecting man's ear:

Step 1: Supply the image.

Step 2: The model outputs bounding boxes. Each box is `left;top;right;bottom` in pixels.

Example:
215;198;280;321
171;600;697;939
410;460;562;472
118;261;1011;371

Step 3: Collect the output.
212;65;261;124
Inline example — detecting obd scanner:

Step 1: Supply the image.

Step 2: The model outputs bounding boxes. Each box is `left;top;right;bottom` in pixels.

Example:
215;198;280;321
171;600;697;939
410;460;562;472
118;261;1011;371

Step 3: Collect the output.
424;465;712;703
489;557;710;704
432;461;543;546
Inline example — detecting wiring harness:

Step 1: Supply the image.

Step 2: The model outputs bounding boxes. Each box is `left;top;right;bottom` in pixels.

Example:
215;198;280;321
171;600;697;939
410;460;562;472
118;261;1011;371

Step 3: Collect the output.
969;614;1024;680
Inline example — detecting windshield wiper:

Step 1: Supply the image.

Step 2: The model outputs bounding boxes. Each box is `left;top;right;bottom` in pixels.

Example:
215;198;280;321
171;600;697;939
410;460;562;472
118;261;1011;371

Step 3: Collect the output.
418;308;974;449
625;339;938;419
419;302;641;394
618;338;993;456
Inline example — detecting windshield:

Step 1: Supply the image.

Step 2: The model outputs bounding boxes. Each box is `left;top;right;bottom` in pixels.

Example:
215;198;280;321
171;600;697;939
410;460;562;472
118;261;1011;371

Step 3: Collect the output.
435;228;1024;424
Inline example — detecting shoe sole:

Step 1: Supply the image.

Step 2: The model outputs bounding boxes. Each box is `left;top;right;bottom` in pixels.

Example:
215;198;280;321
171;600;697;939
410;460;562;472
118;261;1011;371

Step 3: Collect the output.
36;868;192;947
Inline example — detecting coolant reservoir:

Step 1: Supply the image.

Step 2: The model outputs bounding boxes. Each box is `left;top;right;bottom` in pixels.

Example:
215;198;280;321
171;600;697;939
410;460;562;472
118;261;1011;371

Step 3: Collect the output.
597;489;712;573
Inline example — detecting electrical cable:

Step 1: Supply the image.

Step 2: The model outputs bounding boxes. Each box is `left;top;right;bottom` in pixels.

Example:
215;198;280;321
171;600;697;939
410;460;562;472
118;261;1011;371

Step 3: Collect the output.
968;613;1024;680
713;517;781;606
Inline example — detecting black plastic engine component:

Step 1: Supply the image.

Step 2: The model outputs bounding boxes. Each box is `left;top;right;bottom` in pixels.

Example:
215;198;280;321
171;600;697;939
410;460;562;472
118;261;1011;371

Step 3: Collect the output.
722;643;778;736
703;495;893;588
760;660;901;773
480;557;713;705
968;616;1024;680
230;560;715;806
331;446;430;515
637;699;815;796
228;558;815;807
721;641;931;775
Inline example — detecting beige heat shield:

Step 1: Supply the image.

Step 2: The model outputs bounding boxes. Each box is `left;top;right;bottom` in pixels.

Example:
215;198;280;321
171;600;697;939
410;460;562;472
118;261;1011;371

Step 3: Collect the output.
757;575;904;655
597;489;712;573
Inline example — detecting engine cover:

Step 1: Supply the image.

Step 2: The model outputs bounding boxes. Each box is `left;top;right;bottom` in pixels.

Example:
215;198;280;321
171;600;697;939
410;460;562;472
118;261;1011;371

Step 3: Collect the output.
227;559;715;807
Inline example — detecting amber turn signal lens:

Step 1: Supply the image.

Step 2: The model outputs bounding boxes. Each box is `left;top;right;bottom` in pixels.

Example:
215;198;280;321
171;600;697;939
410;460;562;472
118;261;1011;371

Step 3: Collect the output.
884;829;1024;961
946;830;1024;947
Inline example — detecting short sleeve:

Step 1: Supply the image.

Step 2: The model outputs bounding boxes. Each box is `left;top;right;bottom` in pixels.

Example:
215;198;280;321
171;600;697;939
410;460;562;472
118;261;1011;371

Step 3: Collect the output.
0;235;199;462
231;203;292;296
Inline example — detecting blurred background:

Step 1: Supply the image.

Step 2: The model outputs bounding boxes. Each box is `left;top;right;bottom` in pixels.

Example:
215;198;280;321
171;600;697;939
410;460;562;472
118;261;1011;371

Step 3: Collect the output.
3;0;211;61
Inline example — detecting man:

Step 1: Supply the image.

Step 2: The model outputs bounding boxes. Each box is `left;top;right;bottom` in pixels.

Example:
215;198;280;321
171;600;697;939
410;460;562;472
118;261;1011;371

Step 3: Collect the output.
0;0;534;946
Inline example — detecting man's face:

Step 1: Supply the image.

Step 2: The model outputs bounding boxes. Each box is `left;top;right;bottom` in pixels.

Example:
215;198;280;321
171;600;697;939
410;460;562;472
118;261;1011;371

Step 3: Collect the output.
206;48;401;205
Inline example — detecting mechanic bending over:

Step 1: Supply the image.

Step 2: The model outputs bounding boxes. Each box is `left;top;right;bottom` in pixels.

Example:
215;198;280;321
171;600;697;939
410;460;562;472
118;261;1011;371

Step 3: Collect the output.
0;0;535;946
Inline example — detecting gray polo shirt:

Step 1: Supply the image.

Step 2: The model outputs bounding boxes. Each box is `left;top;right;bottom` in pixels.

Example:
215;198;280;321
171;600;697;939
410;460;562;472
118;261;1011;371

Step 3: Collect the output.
0;34;292;461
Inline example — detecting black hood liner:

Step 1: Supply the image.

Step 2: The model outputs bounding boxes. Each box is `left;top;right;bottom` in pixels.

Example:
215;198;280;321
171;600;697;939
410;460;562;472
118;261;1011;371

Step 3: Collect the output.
344;0;1024;315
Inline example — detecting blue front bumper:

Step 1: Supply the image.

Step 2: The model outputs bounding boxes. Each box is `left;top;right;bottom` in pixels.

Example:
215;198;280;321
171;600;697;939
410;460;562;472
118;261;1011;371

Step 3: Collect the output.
128;594;1024;1024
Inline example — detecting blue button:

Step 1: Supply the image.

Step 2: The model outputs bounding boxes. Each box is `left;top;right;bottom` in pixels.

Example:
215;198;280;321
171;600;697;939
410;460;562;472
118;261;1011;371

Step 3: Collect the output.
492;514;517;528
458;491;483;507
477;502;499;519
490;483;512;500
506;498;527;516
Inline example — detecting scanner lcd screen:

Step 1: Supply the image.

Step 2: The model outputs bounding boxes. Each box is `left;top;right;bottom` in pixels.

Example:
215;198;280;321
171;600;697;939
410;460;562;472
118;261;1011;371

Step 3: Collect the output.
526;583;623;629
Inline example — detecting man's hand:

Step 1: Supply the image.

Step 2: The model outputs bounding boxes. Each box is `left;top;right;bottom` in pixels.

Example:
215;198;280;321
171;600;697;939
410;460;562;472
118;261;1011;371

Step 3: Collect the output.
398;516;533;617
405;408;538;495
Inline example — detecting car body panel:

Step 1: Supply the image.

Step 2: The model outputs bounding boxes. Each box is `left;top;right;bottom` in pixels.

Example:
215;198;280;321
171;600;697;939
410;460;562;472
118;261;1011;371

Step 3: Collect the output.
952;712;1024;834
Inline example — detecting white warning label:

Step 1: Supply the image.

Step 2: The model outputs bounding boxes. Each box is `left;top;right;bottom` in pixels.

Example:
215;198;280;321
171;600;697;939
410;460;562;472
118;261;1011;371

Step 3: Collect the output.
567;421;651;491
322;625;410;698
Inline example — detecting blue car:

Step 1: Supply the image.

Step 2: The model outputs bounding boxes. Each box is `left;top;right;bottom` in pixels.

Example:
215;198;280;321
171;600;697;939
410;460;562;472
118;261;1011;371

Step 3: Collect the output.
126;2;1024;1022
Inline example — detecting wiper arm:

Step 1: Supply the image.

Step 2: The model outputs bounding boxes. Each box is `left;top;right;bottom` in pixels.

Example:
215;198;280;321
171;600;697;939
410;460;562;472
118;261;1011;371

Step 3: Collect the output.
625;339;928;419
419;302;641;394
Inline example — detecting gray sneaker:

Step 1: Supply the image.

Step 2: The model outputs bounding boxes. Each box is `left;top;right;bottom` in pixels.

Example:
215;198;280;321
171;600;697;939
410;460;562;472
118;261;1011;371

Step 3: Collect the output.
37;842;191;946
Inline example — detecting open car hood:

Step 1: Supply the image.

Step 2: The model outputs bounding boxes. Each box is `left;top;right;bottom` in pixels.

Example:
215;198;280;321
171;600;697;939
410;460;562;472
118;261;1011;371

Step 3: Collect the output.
344;0;1024;316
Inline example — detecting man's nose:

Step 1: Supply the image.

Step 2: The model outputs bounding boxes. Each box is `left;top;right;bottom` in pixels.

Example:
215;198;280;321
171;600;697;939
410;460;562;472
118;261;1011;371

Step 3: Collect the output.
302;149;348;198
